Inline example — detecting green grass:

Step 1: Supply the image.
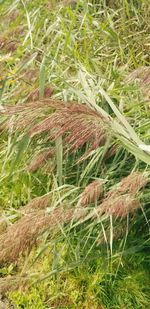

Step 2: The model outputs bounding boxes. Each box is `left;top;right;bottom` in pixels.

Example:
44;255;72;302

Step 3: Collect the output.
0;0;150;308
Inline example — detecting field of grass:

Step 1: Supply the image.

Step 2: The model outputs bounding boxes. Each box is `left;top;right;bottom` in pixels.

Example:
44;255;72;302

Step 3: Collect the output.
0;0;150;308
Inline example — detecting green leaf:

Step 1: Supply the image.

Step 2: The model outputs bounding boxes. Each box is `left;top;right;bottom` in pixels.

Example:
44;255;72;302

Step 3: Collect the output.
10;134;30;175
39;56;46;99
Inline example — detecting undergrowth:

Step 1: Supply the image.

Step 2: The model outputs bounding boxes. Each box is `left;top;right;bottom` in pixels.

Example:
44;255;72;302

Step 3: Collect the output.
0;0;150;308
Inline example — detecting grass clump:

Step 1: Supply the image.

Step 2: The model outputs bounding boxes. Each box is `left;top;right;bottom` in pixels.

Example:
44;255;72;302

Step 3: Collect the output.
0;0;150;308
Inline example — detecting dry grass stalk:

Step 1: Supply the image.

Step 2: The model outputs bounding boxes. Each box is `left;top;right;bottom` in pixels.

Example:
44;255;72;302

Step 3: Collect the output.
77;180;104;208
0;207;76;263
27;149;54;172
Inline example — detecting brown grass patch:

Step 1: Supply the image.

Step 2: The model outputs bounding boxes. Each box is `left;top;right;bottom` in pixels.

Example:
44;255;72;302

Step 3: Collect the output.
77;179;104;208
98;194;140;218
0;207;75;264
20;194;51;214
91;172;148;219
1;99;108;156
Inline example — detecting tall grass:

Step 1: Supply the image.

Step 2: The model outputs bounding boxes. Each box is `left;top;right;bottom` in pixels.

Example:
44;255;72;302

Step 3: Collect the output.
0;0;150;308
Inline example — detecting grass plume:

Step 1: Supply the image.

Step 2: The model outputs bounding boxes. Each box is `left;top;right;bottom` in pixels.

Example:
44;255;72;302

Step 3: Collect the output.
89;172;148;219
0;207;75;263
